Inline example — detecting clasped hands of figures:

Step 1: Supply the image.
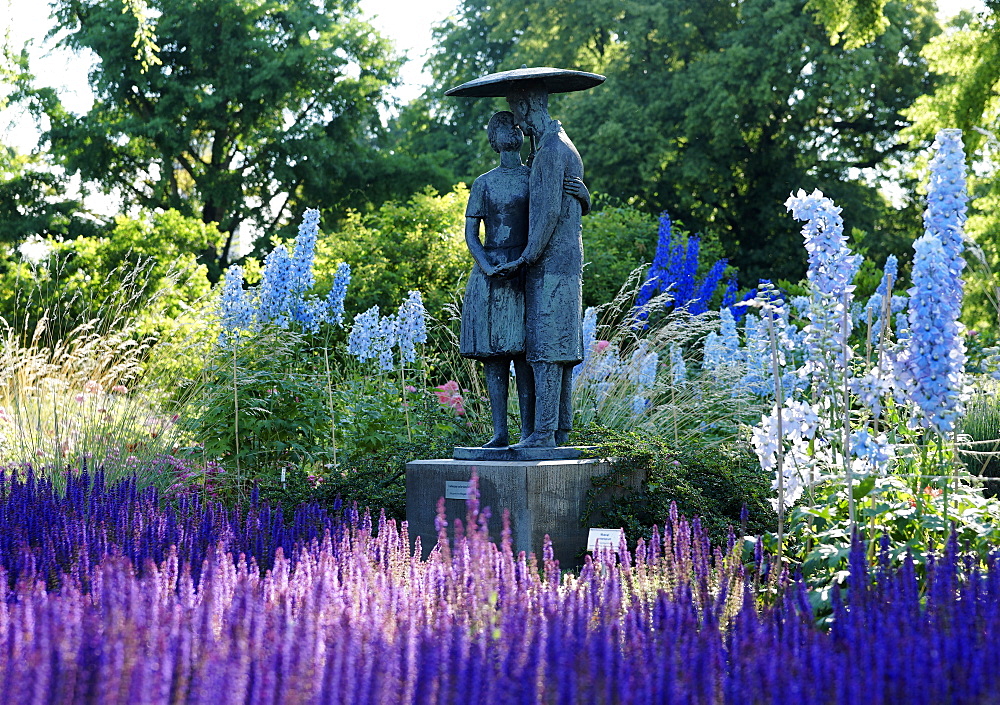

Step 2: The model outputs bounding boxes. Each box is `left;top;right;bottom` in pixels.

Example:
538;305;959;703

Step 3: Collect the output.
484;176;588;279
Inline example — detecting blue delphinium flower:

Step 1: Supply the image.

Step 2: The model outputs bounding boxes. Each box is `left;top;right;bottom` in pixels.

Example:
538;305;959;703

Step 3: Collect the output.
636;210;730;319
739;312;773;397
218;265;254;344
574;307;599;381
289;208;320;297
785;189;860;394
924;129;967;285
703;307;743;372
375;314;399;371
866;255;898;347
257;244;293;326
326;262;351;326
691;258;729;315
636;212;676;311
640;350;659;388
669;344;685;385
893;130;968;434
720;273;739;310
895;234;966;433
396;291;428;364
348;305;381;362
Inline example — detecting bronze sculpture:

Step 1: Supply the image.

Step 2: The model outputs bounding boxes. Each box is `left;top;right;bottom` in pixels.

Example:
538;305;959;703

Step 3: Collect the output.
448;67;604;451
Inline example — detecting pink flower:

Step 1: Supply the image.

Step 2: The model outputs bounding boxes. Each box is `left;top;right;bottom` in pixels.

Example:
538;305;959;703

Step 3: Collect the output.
0;407;10;423
111;384;127;394
595;340;611;353
83;380;103;395
404;385;417;393
74;393;86;403
434;380;466;416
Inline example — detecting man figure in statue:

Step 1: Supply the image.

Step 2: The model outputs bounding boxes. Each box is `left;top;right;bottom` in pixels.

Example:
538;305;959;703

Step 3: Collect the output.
496;83;590;449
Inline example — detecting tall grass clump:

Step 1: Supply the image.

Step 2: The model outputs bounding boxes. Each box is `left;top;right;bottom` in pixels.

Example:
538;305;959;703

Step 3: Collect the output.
0;252;214;490
960;380;1000;494
572;267;764;449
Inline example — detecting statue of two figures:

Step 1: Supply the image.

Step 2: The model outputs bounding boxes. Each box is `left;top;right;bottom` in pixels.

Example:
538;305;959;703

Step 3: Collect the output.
447;68;605;451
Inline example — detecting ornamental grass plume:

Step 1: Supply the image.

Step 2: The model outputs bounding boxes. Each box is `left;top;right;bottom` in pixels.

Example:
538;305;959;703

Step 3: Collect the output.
574;269;761;445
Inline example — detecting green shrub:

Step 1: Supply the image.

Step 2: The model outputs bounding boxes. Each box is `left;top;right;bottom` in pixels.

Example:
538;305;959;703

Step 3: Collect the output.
573;425;777;547
0;210;215;341
312;187;469;322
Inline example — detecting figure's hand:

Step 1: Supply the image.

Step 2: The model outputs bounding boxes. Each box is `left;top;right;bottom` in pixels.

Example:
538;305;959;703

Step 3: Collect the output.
563;176;585;198
491;258;524;278
564;176;591;215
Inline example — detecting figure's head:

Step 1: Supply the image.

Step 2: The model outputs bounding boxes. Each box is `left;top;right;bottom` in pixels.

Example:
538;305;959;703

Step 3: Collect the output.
505;83;550;136
486;111;523;154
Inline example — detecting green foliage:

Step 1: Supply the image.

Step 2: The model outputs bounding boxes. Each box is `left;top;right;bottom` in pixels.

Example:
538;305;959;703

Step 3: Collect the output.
20;0;403;279
804;0;890;48
0;210;214;341
313;187;470;320
180;328;337;494
405;0;938;284
581;208;658;309
0;150;104;244
754;471;1000;619
960;379;1000;496
573;425;777;548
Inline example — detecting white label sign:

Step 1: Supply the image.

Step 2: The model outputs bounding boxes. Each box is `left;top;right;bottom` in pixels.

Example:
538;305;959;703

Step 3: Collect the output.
445;480;471;500
587;528;625;552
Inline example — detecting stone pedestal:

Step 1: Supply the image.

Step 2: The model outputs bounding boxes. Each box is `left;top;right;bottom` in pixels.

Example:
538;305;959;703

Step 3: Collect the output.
405;457;619;568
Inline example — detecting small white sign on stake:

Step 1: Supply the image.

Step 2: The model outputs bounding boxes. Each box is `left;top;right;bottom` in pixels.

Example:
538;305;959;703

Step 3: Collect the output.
445;480;471;501
587;528;625;552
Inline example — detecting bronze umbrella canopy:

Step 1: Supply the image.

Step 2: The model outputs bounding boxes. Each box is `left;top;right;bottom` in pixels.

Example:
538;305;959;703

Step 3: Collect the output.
444;66;605;98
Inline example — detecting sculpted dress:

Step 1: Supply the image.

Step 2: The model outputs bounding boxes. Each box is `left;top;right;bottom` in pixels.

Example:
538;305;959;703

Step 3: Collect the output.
524;121;585;365
459;164;531;359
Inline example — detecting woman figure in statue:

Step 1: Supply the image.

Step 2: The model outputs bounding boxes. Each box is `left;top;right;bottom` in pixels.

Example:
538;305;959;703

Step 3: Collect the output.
460;110;589;447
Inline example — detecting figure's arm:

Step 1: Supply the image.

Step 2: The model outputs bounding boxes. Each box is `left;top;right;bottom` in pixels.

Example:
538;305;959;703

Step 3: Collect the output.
517;148;564;267
564;176;591;215
465;217;497;275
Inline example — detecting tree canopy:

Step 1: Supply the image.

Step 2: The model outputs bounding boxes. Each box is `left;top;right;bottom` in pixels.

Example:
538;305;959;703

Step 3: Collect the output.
17;0;404;280
395;0;939;283
904;3;1000;329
